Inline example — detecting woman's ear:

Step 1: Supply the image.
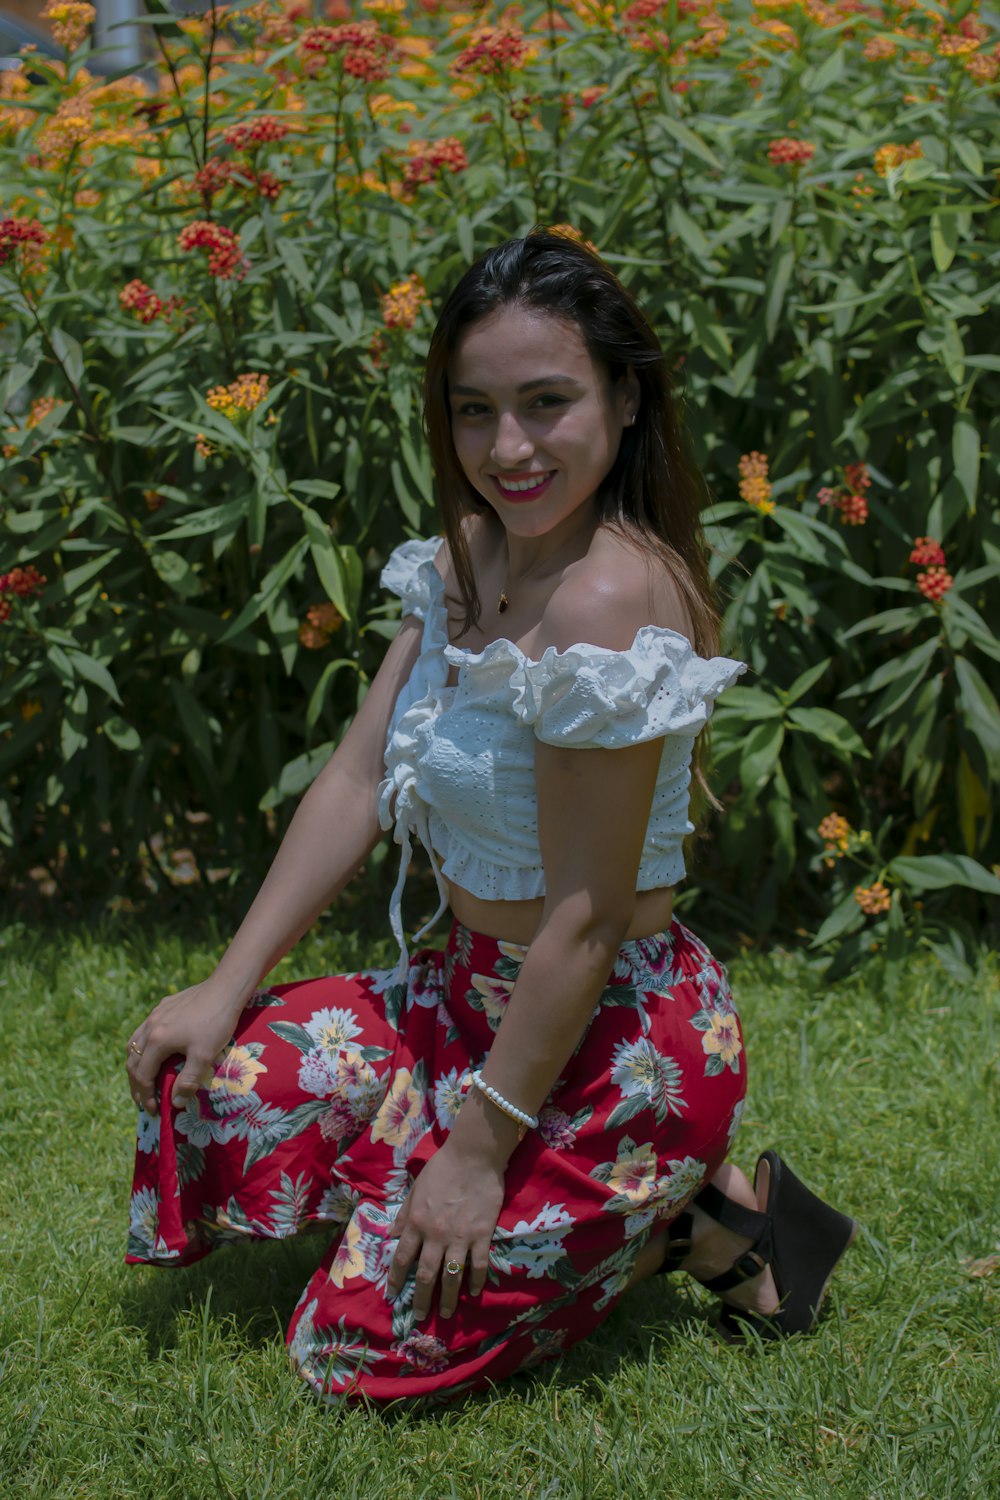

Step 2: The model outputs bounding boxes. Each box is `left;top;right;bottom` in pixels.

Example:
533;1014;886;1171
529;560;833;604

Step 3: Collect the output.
621;366;641;427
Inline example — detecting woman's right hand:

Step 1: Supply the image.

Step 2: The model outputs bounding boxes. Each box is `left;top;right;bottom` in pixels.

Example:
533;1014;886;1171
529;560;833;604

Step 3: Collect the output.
125;977;249;1117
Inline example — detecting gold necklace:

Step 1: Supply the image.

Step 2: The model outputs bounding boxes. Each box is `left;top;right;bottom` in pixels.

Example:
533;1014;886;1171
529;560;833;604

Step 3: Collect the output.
497;587;509;615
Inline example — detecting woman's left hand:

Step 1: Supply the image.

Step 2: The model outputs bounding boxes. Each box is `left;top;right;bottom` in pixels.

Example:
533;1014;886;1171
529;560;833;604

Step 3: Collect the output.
386;1142;505;1320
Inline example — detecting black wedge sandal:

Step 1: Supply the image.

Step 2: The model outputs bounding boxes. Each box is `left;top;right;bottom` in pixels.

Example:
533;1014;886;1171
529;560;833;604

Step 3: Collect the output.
659;1150;858;1340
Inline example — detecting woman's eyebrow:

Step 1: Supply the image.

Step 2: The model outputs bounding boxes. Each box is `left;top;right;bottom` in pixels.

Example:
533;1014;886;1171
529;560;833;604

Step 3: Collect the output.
450;375;584;396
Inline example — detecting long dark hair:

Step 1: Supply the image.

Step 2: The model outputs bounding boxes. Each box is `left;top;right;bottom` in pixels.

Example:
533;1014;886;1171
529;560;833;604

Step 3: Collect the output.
422;229;719;658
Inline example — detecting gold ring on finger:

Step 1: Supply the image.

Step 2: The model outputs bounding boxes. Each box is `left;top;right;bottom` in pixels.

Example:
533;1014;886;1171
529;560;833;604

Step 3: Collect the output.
128;1041;144;1057
444;1259;463;1277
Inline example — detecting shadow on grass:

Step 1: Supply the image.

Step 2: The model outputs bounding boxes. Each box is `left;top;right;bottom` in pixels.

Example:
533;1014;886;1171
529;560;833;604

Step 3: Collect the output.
119;1232;331;1358
120;1235;711;1419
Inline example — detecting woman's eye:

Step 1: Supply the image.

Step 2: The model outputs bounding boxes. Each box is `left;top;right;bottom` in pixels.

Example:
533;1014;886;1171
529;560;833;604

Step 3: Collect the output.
531;394;567;409
455;403;488;417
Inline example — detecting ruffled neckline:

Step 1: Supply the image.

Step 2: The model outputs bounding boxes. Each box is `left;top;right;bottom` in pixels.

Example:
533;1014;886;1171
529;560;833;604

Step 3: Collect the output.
410;542;707;675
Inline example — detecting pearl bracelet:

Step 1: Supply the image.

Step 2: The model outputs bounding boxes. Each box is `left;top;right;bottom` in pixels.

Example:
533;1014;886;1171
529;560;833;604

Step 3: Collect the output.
470;1069;539;1132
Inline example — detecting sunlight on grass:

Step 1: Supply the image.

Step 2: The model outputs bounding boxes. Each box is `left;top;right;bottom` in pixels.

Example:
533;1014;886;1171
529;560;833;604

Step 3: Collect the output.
1;918;997;1498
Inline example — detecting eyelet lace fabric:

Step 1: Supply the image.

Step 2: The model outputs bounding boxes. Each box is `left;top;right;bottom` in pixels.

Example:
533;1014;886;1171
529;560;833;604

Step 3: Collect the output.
377;538;746;973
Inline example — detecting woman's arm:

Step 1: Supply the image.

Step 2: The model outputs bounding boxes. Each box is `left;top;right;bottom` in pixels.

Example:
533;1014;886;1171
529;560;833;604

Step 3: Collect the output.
386;731;665;1318
127;615;424;1113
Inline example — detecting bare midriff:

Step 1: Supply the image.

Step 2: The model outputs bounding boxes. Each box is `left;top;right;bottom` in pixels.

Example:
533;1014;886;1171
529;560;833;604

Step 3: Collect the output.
445;880;675;946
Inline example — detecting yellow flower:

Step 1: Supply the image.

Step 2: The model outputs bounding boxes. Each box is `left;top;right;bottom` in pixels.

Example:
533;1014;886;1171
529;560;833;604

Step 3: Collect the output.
328;1215;365;1288
606;1142;658;1205
370;1067;423;1146
469;971;515;1025
41;0;95;51
854;882;891;916
874;141;923;178
20;699;43;720
818;812;851;855
738;451;774;514
210;1044;267;1097
701;1012;743;1066
206;372;271;420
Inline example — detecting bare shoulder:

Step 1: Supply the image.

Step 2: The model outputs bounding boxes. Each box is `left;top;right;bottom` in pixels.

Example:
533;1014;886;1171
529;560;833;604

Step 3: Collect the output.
543;527;695;653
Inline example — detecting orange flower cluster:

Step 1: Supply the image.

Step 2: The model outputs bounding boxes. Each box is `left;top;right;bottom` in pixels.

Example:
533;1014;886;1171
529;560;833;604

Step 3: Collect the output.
26;395;60;429
0;216;47;268
382;274;427;330
817;461;871;526
41;0;94;51
222;114;291;150
862;36;896;61
819;813;851;856
854;882;891;916
299;601;344;649
453;24;528;77
206;372;271;419
965;53;998;83
0;69;33;137
402;136;468;194
177;220;247;280
0;564;47;622
767;138;816;167
738;452;774;515
874;141;923;177
301;21;396;82
909;536;945;568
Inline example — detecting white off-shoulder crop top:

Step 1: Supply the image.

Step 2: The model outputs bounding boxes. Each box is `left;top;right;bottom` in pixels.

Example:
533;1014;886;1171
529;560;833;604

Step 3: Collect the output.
377;537;746;972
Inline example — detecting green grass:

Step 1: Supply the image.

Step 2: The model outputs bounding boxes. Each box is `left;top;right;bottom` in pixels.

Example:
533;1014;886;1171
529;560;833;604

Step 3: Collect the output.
1;916;997;1500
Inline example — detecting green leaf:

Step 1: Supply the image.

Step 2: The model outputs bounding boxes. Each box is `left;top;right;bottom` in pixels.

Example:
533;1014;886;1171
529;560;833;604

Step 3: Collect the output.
951;414;980;512
258;742;336;811
889;855;1000;897
810;890;865;948
788;707;868;759
218;538;309;643
930;211;958;274
67;652;122;706
783;658;832;706
765;248;795;344
954;658;1000;775
169;682;219;768
739;720;785;790
656;112;721;171
688;297;732;364
953;137;983;176
302;507;350;620
714;685;785;721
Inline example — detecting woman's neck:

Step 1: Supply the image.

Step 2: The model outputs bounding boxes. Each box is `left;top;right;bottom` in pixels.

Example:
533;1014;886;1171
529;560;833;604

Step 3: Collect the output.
501;502;600;590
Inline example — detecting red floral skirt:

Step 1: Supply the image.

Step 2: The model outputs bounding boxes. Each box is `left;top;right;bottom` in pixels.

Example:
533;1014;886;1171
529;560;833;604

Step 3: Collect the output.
127;919;746;1402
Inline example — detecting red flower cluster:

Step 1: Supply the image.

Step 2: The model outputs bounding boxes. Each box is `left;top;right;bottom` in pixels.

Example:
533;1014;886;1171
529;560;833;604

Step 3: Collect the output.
453;25;528;77
402;136;468;193
301;21;395;82
222;115;291;150
0;564;46;621
916;566;953;602
177;220;247;280
191;157;283;204
0;216;48;267
119;279;185;324
768;137;816;167
817;461;871;525
909;536;946;568
908;536;953;601
120;278;162;323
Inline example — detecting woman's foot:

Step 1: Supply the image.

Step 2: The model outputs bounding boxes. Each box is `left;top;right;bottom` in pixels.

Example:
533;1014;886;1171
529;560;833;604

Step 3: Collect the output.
628;1162;779;1322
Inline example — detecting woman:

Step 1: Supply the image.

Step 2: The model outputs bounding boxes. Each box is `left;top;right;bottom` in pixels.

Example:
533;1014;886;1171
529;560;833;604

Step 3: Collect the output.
125;232;855;1402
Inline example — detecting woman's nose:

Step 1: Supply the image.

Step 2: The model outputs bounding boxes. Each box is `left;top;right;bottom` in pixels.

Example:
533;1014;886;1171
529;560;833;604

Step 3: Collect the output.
490;410;533;466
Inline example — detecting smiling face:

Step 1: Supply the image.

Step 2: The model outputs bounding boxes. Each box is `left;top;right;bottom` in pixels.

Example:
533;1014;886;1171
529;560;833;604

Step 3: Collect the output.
447;304;637;540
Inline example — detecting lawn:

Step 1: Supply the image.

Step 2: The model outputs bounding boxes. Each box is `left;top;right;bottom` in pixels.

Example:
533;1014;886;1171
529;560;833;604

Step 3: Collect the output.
1;916;997;1499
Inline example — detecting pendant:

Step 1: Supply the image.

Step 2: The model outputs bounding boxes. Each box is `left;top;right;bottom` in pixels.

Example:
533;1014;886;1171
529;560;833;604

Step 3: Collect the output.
497;590;509;614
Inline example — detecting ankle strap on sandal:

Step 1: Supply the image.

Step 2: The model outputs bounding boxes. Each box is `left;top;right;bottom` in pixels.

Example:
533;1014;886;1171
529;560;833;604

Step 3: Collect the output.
694;1182;770;1243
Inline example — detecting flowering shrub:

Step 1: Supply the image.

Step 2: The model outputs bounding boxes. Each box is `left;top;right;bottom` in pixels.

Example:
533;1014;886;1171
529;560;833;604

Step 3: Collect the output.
0;0;997;974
